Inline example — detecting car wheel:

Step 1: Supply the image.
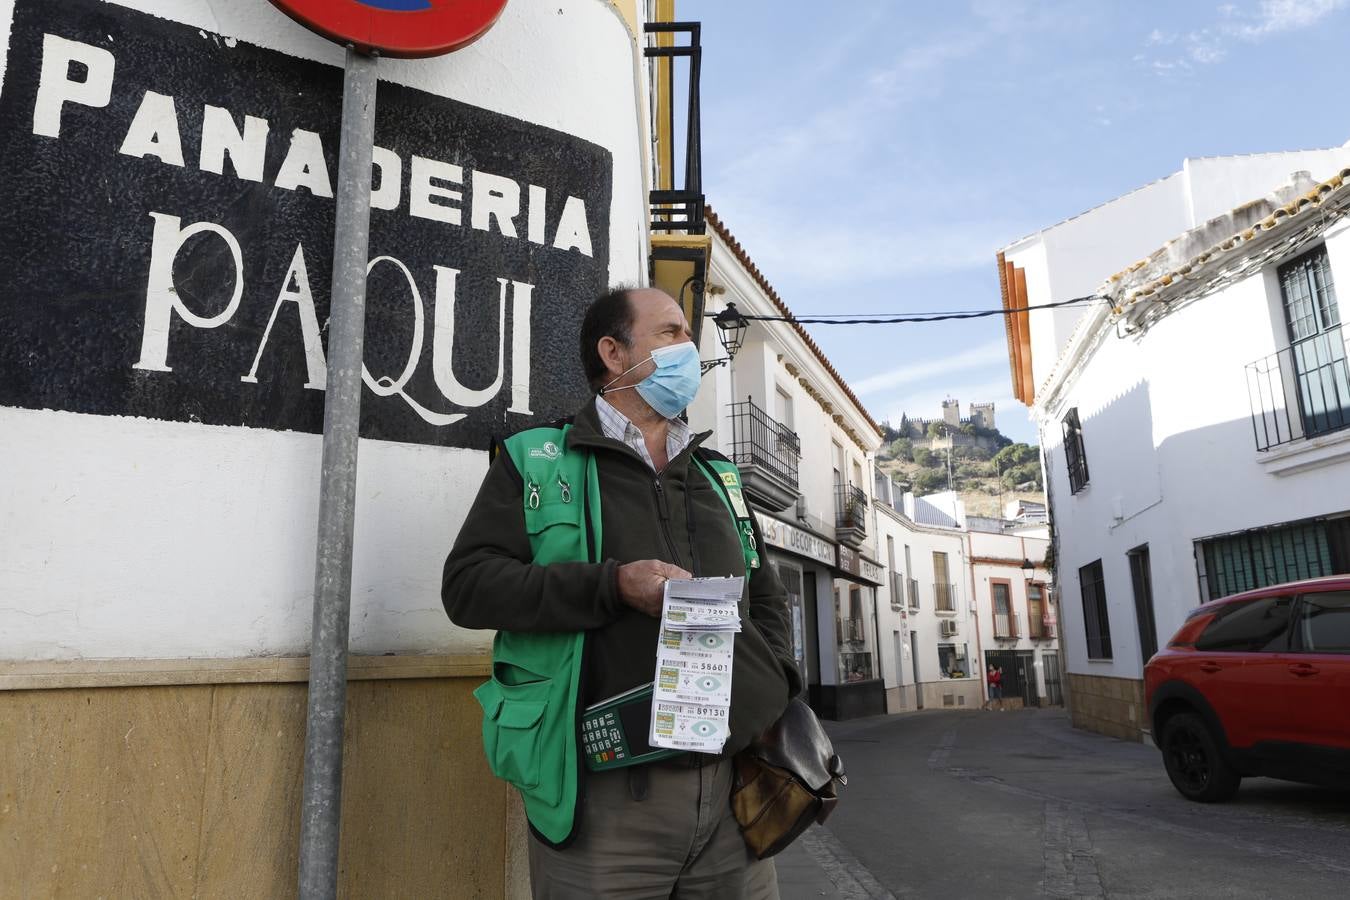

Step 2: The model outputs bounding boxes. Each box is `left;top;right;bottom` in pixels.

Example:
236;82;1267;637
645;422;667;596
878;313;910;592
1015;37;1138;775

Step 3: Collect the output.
1161;711;1240;802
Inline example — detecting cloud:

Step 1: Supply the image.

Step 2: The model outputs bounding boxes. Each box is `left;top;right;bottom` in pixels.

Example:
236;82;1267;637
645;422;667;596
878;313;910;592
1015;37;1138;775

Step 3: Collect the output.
1141;0;1346;73
853;339;1010;396
1237;0;1347;36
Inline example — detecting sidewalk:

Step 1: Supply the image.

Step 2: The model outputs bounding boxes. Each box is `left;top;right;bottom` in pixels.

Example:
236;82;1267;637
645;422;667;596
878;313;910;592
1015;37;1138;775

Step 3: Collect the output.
774;831;843;899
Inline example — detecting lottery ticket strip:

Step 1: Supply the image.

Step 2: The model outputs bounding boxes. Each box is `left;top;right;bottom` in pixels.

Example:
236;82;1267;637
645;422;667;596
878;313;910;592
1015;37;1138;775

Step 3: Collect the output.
649;576;744;754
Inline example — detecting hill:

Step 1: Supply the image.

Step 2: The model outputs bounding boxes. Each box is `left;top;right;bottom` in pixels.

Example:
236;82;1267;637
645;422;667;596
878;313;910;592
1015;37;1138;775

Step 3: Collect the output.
877;422;1045;519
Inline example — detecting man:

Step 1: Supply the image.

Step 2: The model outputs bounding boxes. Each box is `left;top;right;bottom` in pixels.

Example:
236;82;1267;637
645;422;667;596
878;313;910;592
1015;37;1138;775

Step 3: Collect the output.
443;286;801;899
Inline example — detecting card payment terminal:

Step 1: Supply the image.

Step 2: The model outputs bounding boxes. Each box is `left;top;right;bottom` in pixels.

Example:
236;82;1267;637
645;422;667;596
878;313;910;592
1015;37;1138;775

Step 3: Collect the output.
580;682;681;771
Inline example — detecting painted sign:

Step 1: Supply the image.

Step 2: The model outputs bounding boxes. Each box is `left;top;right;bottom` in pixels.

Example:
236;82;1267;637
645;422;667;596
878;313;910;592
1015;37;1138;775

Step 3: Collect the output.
836;545;886;586
269;0;509;58
0;0;611;450
754;513;835;567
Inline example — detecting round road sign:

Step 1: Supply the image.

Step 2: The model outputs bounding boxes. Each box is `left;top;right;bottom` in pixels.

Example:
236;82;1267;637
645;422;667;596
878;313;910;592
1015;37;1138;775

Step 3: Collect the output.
270;0;509;58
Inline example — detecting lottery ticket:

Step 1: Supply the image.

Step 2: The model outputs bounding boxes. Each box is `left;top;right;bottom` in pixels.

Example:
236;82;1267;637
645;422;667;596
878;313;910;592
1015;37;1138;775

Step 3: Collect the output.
654;651;733;705
649;700;730;752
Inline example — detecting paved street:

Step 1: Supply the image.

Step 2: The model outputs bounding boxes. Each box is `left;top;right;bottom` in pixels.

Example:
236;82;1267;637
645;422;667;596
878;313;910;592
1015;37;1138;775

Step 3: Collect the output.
776;708;1350;899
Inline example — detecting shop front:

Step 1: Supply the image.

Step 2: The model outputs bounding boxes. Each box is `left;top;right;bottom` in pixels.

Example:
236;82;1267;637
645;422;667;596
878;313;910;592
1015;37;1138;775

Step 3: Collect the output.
753;510;837;707
813;544;888;719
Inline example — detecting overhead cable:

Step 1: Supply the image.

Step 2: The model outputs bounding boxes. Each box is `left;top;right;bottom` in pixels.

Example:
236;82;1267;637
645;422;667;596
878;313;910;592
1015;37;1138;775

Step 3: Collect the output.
708;294;1104;325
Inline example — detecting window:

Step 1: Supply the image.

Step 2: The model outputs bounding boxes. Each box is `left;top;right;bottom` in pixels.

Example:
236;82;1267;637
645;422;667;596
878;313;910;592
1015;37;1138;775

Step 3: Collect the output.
775;385;794;430
1296;591;1350;653
905;545;917;608
937;642;969;678
1195;596;1293;652
887;536;902;609
1278;246;1350;439
933;551;954;611
834;581;876;682
1128;545;1159;664
1062;407;1089;494
1079;560;1112;660
1196;517;1350;601
1027;582;1046;639
992;581;1015;637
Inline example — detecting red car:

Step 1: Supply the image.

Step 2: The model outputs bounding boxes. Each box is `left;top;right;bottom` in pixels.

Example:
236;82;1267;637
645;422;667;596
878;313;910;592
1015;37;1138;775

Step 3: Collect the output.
1145;575;1350;802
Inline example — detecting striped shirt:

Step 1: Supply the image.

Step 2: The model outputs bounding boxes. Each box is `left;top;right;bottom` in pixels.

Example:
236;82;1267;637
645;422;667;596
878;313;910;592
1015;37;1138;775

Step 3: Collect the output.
595;395;692;473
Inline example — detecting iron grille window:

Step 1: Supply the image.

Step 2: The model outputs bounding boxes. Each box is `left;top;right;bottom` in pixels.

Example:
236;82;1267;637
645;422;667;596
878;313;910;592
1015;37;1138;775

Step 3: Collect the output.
1079;559;1112;660
1196;517;1350;601
1274;246;1350;442
1062;408;1089;494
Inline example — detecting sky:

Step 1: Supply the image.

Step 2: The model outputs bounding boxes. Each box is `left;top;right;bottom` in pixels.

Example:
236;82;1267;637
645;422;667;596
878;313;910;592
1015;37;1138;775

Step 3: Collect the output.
682;0;1350;445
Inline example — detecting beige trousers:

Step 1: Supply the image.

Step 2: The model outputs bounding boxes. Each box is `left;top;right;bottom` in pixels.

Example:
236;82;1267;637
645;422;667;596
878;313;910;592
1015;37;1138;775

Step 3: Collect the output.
527;759;779;899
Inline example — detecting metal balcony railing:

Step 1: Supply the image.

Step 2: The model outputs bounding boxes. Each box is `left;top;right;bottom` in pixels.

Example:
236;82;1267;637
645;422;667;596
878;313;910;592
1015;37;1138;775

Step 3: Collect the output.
994;612;1020;639
933;582;957;613
1027;607;1046;640
1246;327;1350;451
644;22;703;234
728;399;800;492
907;578;920;609
888;576;902;609
834;483;868;530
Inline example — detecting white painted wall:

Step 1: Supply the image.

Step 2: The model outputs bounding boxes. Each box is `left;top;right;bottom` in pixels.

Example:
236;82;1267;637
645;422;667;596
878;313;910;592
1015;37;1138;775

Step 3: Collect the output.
872;503;974;692
0;0;650;659
1039;218;1350;682
700;227;881;534
966;530;1056;697
1006;145;1350;399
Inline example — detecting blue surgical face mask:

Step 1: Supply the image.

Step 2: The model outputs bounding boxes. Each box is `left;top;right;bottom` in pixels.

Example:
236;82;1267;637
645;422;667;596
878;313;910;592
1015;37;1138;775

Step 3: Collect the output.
602;341;702;418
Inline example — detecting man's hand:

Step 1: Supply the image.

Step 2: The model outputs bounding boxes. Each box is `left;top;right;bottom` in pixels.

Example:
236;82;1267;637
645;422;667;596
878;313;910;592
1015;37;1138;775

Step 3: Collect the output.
616;560;692;617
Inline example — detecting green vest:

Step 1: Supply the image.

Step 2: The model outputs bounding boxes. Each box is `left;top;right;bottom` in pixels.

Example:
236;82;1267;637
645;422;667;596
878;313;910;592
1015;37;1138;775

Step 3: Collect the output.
472;423;759;845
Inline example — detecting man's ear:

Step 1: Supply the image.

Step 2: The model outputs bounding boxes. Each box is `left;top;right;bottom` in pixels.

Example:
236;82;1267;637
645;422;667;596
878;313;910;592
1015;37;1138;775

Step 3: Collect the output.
597;335;625;382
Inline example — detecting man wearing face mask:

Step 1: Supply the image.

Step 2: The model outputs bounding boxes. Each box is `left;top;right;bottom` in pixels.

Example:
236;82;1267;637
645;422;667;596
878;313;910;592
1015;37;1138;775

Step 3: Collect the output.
443;286;800;899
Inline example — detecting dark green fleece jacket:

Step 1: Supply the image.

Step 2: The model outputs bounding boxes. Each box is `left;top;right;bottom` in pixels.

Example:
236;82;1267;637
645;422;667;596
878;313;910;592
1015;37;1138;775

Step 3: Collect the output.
442;400;802;757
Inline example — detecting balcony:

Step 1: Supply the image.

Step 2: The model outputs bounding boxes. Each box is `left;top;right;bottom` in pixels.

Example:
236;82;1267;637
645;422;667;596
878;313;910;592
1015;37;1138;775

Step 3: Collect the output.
728;399;800;512
933;582;957;613
994;611;1020;639
1246;327;1350;452
834;483;868;548
644;21;710;348
644;21;703;235
907;578;920;609
888;576;904;611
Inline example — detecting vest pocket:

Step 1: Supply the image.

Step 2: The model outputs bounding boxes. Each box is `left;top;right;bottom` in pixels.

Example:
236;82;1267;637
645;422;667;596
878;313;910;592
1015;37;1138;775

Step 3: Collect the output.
475;677;561;807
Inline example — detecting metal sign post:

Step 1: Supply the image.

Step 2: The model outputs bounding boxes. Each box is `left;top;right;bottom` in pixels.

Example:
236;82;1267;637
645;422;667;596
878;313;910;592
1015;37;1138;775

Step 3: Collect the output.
297;46;378;900
266;2;508;898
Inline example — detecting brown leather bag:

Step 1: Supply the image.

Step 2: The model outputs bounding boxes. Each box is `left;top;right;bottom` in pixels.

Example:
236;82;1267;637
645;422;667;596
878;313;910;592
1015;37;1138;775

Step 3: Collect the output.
731;699;847;859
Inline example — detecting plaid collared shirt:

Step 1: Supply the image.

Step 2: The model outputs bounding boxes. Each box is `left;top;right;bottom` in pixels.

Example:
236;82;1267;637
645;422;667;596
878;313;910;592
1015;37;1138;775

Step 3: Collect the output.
594;395;692;473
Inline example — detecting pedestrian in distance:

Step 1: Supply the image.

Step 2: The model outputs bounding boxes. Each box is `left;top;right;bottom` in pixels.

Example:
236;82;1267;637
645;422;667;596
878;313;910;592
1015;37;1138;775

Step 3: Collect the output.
443;286;801;899
987;663;1004;710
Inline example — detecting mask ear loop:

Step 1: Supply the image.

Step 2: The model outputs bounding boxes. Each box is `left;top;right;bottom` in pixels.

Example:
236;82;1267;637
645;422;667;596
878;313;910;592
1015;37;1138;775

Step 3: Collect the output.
599;353;654;395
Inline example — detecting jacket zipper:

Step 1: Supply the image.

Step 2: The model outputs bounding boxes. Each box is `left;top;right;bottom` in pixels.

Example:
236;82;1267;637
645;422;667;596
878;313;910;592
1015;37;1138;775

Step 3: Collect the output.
652;478;685;569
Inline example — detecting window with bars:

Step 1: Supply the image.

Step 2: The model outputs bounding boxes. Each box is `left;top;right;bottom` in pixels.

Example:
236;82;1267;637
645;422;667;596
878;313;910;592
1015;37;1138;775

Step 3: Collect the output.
1062;408;1089;494
1196;516;1350;601
1079;559;1113;660
1277;246;1350;440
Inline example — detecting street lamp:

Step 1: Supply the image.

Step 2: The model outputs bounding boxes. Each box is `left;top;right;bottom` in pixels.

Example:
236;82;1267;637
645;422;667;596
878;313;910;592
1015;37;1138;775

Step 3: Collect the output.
1020;558;1035;577
702;301;749;374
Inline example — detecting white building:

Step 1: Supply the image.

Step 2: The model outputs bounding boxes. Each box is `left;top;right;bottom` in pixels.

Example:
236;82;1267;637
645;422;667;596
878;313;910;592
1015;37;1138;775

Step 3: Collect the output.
0;0;673;893
689;208;889;720
966;523;1058;708
1000;145;1350;740
871;479;983;711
